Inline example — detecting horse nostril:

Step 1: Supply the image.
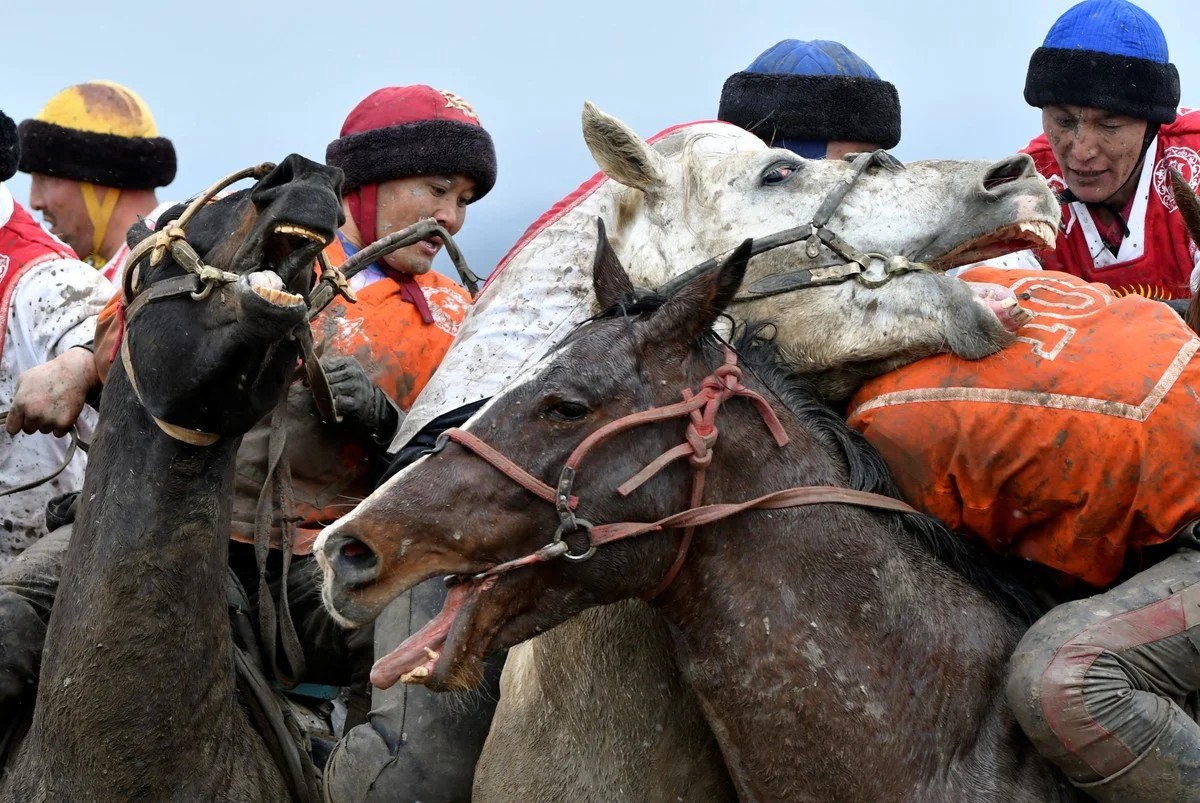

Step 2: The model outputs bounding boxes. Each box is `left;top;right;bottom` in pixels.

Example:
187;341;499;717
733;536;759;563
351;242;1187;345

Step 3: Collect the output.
327;534;379;587
982;154;1036;192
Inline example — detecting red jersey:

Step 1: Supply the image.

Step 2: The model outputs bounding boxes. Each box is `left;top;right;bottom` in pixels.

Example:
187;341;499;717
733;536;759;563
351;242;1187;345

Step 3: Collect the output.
1020;107;1200;299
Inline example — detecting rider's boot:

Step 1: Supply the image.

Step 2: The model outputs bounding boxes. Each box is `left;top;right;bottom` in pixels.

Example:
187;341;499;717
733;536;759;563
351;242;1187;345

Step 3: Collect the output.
1073;706;1200;803
322;577;505;803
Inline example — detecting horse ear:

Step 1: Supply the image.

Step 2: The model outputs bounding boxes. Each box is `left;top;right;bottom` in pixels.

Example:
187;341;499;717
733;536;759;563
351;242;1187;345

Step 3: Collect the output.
127;218;153;248
592;218;635;310
1172;168;1200;253
582;101;667;195
646;239;752;344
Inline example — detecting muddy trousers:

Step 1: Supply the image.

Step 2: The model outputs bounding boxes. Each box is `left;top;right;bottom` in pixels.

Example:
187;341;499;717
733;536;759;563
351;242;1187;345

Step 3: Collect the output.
321;580;505;803
1006;548;1200;803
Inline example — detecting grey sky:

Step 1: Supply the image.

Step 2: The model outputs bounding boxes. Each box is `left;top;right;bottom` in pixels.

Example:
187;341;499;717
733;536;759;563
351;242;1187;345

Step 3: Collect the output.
3;0;1195;278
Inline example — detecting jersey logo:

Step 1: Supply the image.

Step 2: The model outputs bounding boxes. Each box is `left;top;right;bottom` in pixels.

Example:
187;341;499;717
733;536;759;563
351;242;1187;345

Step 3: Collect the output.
1153;146;1200;213
0;254;9;284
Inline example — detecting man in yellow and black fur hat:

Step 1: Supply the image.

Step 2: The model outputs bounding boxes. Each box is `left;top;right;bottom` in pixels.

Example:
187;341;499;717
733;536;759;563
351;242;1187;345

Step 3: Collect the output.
18;80;177;282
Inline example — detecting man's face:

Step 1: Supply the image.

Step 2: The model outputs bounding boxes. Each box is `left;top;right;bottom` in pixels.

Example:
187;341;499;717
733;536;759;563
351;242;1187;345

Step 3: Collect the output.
374;174;476;275
28;173;92;257
1042;105;1149;204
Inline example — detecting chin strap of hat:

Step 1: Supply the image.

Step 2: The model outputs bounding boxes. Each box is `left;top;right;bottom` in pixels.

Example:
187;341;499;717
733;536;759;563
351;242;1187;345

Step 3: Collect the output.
80;183;121;268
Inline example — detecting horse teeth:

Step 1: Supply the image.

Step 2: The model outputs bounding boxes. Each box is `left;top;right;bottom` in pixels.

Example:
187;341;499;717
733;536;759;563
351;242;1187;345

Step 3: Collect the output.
423;647;440;661
273;223;326;243
400;666;430;683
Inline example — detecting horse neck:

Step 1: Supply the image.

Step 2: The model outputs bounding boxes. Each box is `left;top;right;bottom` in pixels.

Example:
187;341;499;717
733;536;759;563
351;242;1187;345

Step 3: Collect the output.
648;376;1032;797
30;363;245;771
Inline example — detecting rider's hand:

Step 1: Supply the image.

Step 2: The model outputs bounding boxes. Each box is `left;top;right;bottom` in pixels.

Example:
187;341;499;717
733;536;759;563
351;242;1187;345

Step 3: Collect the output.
320;354;401;440
6;347;99;438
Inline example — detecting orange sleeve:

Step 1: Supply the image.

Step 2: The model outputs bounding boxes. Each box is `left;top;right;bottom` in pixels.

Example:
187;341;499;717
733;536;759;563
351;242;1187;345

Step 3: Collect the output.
93;290;123;385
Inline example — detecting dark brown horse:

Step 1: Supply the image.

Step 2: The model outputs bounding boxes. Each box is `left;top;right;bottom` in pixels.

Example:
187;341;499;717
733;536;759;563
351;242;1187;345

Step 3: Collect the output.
1;156;344;801
319;228;1082;801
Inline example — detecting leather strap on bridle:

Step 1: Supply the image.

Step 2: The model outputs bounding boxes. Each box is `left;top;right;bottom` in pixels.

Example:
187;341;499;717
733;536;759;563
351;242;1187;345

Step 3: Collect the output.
656;150;938;303
435;346;919;596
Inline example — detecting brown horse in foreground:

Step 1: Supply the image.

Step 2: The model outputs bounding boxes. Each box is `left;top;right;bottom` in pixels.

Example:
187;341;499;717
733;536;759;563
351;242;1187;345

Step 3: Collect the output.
319;229;1081;801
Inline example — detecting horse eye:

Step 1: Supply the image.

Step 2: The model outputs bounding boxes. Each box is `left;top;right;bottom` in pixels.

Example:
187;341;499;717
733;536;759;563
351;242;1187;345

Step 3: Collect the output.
762;162;799;186
544;400;590;421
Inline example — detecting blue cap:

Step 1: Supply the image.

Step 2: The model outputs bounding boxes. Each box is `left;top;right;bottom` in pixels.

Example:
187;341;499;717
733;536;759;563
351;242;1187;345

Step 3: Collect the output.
746;39;884;80
719;39;901;155
1026;0;1179;123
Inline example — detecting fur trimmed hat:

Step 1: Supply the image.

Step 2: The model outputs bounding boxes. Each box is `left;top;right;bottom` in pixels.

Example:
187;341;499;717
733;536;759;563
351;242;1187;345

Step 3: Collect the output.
325;85;497;201
1;110;17;183
1025;0;1180;124
718;39;901;157
18;80;176;188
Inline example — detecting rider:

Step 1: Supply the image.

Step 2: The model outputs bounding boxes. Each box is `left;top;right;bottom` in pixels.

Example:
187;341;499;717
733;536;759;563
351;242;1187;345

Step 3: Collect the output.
0;107;112;705
7;82;180;443
844;8;1200;796
990;0;1200;299
717;38;901;160
0;85;501;800
17;80;178;282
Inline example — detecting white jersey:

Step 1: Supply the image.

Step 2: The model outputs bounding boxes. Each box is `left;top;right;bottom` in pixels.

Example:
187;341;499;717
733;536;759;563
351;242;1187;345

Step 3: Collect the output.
0;183;114;562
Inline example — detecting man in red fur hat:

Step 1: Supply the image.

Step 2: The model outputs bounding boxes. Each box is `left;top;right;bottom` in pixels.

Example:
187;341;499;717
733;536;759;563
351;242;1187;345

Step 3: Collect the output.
1;86;501;799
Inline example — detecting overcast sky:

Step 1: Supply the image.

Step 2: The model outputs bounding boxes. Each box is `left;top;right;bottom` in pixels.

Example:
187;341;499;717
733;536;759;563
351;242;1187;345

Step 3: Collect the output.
3;0;1195;278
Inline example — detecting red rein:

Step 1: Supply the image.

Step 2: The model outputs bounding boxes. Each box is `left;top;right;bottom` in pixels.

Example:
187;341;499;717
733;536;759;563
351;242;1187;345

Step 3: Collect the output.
440;347;918;598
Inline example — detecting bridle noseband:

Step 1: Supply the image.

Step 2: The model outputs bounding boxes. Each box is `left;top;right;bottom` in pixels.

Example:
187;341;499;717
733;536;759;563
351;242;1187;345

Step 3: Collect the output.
432;346;918;598
118;163;356;445
657;150;938;302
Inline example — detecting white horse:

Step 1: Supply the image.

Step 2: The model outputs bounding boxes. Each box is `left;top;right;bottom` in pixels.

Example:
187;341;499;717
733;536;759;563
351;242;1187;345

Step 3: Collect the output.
342;103;1061;801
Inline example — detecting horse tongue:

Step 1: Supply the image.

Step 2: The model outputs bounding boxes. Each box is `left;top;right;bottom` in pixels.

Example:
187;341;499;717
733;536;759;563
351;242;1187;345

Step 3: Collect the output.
967;282;1031;333
370;580;478;690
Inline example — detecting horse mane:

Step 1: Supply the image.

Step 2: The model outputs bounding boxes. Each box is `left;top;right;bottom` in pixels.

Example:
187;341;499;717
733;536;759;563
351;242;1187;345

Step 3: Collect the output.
591;295;1046;624
726;324;1045;624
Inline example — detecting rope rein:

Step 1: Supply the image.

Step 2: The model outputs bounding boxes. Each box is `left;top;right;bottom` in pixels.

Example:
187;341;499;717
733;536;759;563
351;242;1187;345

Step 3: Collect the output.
436;346;918;597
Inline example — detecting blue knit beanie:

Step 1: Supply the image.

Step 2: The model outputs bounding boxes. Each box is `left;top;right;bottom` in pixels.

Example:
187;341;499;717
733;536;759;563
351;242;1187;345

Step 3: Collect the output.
1025;0;1180;124
718;39;901;158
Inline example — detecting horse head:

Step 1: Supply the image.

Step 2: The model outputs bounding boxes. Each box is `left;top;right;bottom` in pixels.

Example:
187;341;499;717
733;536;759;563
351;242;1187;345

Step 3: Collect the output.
581;103;1061;399
317;224;788;692
119;154;344;438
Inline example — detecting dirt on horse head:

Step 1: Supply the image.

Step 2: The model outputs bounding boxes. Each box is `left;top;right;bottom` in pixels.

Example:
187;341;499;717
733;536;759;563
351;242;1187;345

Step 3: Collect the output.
2;155;343;802
319;226;1083;801
395;102;1059;452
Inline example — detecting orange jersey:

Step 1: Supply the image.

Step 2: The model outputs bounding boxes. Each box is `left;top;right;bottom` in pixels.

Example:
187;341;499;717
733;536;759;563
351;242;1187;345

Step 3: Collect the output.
231;237;471;553
847;268;1200;588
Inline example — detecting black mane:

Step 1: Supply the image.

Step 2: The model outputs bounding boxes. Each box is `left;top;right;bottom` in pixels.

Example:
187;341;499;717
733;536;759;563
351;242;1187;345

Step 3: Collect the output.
594;292;1046;625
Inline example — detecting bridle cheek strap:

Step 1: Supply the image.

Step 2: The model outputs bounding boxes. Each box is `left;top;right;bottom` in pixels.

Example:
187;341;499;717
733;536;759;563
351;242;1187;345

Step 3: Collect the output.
437;346;917;597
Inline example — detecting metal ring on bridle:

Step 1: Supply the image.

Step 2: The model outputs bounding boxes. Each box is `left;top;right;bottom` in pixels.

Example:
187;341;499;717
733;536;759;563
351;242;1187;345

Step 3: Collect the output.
553;519;597;562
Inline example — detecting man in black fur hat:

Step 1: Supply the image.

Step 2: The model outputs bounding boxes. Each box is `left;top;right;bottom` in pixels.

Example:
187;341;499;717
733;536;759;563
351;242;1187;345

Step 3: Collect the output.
718;38;901;161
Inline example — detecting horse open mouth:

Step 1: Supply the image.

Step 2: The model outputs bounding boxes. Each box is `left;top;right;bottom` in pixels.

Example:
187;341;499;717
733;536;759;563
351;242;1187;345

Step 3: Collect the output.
930;219;1057;269
370;576;497;690
243;223;329;306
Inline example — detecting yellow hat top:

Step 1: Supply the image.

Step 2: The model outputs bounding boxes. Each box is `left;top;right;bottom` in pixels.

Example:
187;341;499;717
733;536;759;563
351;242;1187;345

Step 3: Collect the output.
35;80;159;139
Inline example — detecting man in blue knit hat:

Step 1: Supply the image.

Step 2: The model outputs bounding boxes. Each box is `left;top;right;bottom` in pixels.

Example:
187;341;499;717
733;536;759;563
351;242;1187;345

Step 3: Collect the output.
998;0;1200;300
993;11;1200;802
718;39;901;161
